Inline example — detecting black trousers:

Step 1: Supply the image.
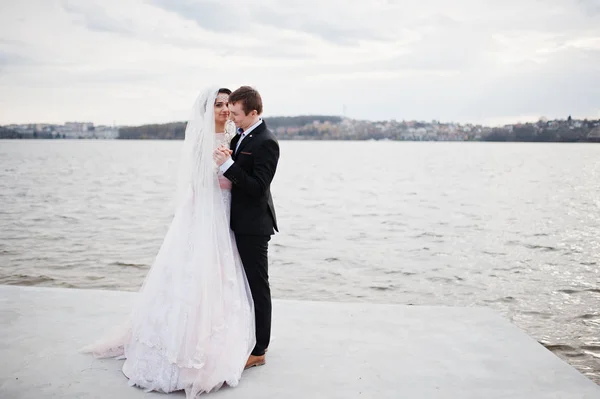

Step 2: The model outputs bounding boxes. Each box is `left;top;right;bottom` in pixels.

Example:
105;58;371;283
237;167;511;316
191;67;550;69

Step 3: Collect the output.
235;234;271;356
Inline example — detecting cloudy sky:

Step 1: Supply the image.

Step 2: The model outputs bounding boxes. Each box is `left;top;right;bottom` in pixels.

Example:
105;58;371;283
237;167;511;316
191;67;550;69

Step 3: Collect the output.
1;0;599;126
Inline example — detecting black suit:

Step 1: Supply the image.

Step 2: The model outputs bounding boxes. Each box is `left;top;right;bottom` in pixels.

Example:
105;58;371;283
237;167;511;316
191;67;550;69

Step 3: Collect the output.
224;119;279;356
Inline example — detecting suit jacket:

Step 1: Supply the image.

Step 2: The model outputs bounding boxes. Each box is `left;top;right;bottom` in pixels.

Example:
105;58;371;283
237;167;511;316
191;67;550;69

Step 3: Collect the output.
224;120;279;236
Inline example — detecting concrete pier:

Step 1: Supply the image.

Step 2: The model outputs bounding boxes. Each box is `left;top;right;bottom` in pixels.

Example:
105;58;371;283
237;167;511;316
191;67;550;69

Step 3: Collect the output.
1;285;598;398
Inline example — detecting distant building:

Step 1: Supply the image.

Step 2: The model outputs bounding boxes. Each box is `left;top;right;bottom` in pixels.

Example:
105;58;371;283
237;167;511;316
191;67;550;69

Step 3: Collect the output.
93;126;119;139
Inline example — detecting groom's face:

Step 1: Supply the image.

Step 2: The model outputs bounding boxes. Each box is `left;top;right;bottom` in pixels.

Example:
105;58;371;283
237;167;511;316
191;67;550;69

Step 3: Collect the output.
229;101;257;131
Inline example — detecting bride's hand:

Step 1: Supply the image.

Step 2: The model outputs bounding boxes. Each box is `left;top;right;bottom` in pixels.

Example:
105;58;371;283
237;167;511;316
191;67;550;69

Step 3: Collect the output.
213;146;232;166
218;145;232;156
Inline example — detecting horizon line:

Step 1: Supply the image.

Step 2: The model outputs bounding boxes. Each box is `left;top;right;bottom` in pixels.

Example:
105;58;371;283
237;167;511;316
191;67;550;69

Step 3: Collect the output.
2;114;599;129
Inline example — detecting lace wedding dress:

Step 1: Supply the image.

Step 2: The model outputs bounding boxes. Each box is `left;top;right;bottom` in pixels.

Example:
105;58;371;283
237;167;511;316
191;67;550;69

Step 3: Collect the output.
81;89;255;398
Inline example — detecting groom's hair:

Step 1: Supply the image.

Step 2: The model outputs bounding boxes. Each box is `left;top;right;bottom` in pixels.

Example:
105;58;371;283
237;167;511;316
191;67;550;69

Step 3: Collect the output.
229;86;263;115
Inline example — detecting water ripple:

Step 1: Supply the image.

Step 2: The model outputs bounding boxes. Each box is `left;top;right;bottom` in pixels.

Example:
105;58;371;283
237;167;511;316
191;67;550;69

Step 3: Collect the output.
1;140;600;384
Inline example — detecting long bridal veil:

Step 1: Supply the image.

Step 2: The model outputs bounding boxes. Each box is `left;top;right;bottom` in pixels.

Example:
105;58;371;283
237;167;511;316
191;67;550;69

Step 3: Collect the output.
81;87;255;397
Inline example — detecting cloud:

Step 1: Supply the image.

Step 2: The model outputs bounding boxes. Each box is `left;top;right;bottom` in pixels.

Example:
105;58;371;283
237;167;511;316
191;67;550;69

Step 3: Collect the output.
578;0;600;15
250;4;391;46
148;0;247;33
0;50;31;67
0;0;598;125
63;1;136;36
474;48;600;120
149;0;394;46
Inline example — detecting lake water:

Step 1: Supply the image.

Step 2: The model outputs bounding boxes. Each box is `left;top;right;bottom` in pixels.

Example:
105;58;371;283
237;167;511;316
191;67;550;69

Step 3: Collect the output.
1;139;599;383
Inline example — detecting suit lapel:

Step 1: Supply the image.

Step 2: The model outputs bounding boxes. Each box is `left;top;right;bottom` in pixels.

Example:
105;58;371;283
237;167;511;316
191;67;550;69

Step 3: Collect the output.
235;121;266;158
230;134;241;151
235;133;254;157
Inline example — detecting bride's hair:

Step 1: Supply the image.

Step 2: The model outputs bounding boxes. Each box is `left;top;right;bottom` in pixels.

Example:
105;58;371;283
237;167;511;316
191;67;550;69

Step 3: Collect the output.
202;88;231;112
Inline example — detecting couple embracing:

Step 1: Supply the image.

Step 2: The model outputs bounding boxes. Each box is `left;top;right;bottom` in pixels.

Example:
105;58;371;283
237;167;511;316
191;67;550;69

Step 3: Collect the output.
82;86;279;398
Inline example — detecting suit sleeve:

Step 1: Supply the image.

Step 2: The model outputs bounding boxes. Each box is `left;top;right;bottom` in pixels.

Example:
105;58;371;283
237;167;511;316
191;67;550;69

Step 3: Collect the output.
223;139;279;198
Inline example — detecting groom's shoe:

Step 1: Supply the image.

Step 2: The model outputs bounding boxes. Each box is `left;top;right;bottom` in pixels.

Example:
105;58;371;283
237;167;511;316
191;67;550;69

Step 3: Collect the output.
244;354;266;370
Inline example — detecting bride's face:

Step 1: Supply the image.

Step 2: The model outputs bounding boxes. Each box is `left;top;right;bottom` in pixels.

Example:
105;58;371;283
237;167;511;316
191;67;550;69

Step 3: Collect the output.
214;93;230;125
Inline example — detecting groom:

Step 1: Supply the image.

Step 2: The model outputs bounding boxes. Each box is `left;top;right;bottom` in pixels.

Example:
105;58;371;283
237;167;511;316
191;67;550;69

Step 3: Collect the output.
213;86;279;370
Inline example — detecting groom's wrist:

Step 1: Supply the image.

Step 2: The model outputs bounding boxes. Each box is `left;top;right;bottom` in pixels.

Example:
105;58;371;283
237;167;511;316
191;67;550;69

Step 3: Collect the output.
220;158;234;173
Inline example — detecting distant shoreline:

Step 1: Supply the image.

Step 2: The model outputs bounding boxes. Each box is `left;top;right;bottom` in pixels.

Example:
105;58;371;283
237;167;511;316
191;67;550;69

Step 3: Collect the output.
3;116;600;142
2;137;600;143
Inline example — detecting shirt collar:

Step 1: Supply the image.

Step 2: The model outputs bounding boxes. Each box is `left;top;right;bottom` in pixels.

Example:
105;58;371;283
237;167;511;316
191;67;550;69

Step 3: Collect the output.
238;119;262;136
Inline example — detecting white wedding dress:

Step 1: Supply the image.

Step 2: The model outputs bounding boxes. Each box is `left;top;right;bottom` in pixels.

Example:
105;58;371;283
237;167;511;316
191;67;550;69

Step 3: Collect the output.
81;88;255;398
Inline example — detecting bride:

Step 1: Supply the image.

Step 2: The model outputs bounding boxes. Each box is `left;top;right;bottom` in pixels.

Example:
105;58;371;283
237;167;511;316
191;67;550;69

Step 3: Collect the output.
81;87;256;397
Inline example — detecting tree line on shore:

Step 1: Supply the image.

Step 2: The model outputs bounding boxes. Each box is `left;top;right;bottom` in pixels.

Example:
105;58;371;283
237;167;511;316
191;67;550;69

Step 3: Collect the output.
3;116;599;142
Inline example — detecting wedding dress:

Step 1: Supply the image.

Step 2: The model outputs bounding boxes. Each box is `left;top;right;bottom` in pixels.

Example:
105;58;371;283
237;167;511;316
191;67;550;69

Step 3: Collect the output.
81;88;255;398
